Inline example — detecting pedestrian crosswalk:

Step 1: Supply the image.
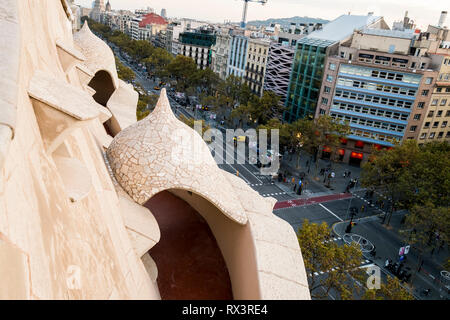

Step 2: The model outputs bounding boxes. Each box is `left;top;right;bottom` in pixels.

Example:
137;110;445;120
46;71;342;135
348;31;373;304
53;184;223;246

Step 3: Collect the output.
308;259;372;277
351;191;388;216
323;236;342;243
247;182;275;187
261;191;289;197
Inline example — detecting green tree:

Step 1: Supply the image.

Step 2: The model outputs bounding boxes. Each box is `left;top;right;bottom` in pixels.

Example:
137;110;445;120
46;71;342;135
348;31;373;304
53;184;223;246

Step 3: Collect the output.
189;68;221;96
217;75;244;106
115;57;135;82
239;83;253;105
363;276;414;300
361;140;450;225
231;91;284;127
142;47;174;79
402;203;450;276
166;55;198;91
287;115;350;172
297;220;367;300
136;93;158;120
129;40;154;61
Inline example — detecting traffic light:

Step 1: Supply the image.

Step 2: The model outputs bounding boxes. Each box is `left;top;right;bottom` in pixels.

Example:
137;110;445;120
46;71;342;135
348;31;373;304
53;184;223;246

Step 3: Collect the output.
345;223;352;233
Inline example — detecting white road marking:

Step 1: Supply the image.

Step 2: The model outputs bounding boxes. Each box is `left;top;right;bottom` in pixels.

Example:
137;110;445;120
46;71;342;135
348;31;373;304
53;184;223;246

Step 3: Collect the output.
319;204;343;222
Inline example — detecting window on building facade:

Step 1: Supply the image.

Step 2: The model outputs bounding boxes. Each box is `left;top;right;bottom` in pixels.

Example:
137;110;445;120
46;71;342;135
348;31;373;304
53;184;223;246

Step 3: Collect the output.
324;86;331;93
437;87;442;92
428;111;434;117
447;110;450;117
320;108;326;115
442;121;448;127
438;132;444;138
321;98;328;105
446;132;450;138
433;121;439;128
429;132;435;139
417;102;425;109
437;110;443;117
422;90;429;96
431;99;438;106
424;122;430;128
420;133;427;139
425;77;433;84
329;63;336;71
414;114;421;120
326;75;333;82
440;99;447;106
409;126;417;132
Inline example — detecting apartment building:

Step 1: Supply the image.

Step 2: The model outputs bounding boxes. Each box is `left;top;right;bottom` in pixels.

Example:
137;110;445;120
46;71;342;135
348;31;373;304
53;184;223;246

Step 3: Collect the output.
227;33;249;78
212;30;232;80
244;38;270;96
316;28;438;165
284;14;389;123
166;19;208;56
418;22;450;143
264;42;296;104
179;28;217;70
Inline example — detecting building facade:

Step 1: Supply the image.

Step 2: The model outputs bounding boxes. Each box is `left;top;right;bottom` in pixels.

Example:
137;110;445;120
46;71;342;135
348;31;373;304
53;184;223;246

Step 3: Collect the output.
417;22;450;143
284;14;388;123
264;43;296;105
212;31;232;80
90;0;105;22
227;34;248;78
179;29;217;69
244;38;270;96
316;29;440;165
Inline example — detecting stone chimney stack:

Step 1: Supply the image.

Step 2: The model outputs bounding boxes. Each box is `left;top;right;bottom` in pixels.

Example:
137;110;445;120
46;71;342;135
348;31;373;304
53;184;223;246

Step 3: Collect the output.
438;11;447;27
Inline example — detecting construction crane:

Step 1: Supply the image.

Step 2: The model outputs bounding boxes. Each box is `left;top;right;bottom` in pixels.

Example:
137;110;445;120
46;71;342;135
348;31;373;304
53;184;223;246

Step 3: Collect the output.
240;0;268;28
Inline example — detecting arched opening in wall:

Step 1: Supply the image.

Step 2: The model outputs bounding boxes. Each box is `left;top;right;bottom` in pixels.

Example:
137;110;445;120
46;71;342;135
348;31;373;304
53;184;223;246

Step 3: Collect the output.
88;70;115;106
144;190;234;300
87;70;116;136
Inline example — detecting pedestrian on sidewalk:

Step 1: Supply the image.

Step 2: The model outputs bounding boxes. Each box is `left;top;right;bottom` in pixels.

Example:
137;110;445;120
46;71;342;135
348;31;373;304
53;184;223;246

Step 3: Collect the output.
293;184;297;192
348;171;351;178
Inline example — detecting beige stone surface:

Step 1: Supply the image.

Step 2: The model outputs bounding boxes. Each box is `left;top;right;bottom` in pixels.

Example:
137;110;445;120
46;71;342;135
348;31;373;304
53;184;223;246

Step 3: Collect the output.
106;80;138;134
107;89;247;225
0;237;31;299
107;90;310;299
28;70;100;121
0;0;309;300
73;21;119;89
119;194;161;256
53;156;93;202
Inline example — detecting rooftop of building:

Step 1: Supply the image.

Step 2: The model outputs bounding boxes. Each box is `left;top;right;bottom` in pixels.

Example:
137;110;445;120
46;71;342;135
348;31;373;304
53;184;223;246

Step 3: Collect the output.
359;27;417;40
306;14;383;42
138;13;168;27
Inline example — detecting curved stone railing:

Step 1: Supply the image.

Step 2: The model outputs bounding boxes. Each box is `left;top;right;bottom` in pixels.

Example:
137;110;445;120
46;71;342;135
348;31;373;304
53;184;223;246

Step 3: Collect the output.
0;0;20;169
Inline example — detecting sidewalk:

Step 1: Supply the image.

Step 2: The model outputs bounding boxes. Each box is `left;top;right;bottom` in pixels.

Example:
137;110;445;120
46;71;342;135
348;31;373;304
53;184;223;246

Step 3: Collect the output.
281;150;363;195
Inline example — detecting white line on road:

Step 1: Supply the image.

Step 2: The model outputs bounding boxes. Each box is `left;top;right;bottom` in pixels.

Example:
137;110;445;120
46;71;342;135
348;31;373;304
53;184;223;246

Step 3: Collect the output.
237;163;263;184
319;203;343;222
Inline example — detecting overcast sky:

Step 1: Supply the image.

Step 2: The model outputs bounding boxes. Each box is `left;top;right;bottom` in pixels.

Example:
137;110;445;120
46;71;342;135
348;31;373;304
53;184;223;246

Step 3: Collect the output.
75;0;447;29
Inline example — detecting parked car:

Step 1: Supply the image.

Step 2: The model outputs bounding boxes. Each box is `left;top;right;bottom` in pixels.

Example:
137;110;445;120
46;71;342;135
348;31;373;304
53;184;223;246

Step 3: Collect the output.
154;86;161;90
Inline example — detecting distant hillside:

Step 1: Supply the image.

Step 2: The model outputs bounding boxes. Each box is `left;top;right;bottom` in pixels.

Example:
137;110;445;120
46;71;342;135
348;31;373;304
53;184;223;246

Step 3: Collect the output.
246;16;329;28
